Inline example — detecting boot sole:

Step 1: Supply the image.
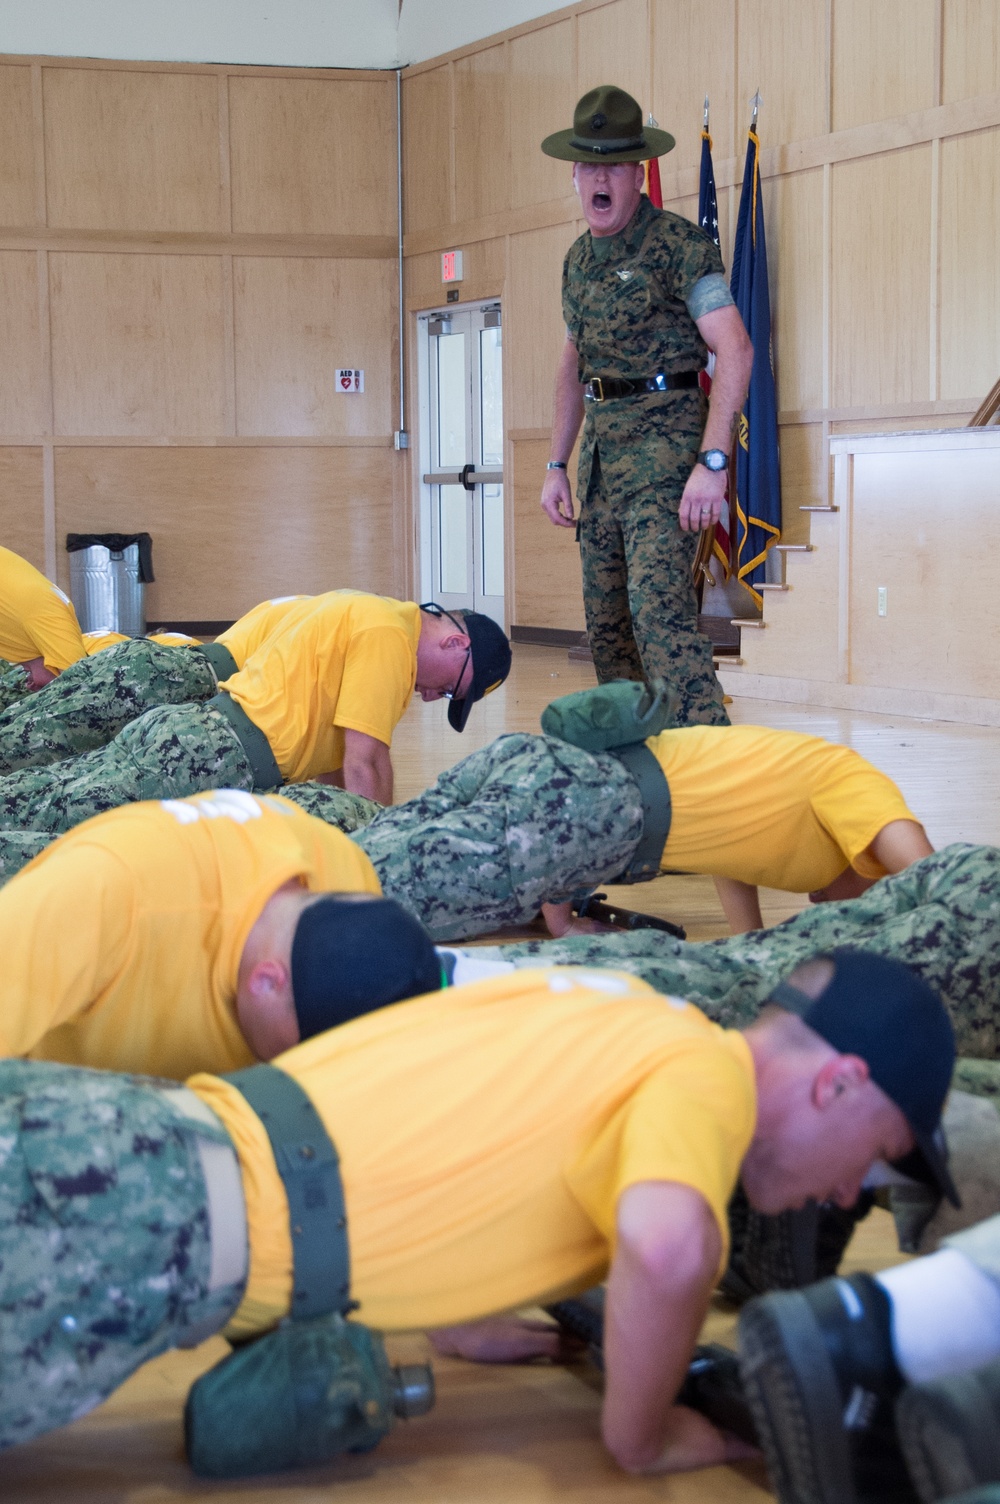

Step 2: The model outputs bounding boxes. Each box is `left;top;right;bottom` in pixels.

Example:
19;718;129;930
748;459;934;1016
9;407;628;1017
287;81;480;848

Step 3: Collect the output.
896;1370;1000;1503
739;1290;859;1504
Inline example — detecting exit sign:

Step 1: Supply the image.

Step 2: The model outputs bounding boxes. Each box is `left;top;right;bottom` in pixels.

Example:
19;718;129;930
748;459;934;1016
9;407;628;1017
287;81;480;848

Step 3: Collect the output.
442;249;464;283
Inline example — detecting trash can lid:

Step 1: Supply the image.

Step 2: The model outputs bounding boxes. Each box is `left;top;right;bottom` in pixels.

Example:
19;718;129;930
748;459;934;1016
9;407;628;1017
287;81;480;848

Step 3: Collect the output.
66;532;154;583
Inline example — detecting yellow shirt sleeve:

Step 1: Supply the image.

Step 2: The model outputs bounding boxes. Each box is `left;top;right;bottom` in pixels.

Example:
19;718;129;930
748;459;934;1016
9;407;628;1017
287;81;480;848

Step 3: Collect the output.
333;625;419;745
0;844;135;1057
564;1035;756;1274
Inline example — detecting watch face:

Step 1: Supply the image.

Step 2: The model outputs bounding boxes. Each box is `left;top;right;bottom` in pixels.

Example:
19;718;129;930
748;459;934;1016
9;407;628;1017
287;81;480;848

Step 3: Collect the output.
701;449;727;471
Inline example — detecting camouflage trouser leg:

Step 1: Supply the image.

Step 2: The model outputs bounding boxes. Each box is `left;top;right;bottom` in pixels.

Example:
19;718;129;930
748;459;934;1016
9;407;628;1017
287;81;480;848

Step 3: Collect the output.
0;701;253;835
0;1060;245;1451
353;732;644;942
0;826;55;882
579;432;729;726
0;640;217;774
274;780;383;835
0;662;31;714
476;844;1000;1051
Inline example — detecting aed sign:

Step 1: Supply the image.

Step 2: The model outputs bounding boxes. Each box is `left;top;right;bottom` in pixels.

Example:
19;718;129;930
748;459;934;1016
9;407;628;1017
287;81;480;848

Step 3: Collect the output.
441;249;464;283
335;369;364;393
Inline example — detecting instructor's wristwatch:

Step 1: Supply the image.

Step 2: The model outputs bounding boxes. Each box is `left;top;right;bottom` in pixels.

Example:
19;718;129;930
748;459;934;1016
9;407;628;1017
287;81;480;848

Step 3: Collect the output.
696;449;728;472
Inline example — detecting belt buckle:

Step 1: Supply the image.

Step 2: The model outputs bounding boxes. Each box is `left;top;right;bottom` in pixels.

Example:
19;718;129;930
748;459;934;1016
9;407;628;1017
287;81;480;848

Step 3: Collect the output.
586;376;605;403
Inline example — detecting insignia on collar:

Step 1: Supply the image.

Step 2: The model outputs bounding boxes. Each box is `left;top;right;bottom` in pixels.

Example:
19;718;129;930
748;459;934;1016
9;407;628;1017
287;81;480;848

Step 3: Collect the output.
616;266;636;282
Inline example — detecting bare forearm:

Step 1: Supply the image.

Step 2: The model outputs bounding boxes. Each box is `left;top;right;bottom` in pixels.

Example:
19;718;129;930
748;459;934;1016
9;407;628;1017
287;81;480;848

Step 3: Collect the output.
342;755;392;805
602;1184;721;1470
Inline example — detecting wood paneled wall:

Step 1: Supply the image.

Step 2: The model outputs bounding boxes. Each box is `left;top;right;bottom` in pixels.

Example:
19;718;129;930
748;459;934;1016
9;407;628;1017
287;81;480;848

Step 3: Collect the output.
0;56;404;623
402;0;1000;632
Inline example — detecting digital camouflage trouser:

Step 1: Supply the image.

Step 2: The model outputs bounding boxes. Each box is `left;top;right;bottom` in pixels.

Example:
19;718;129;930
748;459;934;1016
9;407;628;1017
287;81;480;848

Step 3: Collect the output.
0;662;31;714
470;843;1000;1061
0;701;255;835
341;732;644;943
0;1060;245;1451
0;639;218;774
273;781;384;835
580;430;729;727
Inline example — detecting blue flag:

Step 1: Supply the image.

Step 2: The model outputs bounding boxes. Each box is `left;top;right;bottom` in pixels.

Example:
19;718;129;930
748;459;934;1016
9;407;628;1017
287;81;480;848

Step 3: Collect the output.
730;126;781;604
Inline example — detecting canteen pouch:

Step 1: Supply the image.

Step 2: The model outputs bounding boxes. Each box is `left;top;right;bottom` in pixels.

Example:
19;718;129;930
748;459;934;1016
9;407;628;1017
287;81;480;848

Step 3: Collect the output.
185;1311;400;1477
540;677;678;753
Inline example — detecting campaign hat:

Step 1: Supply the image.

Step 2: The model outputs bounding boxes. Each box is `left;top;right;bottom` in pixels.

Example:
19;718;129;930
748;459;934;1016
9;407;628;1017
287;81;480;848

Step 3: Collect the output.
541;85;675;163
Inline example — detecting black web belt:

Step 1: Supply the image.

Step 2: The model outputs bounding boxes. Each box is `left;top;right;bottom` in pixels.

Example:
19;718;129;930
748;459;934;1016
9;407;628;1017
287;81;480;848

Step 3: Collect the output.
224;1063;352;1320
583;371;700;402
207;691;283;791
609;742;673;883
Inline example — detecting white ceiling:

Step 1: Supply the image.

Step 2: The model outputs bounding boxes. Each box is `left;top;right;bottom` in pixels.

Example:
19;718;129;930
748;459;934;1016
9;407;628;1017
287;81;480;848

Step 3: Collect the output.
0;0;571;69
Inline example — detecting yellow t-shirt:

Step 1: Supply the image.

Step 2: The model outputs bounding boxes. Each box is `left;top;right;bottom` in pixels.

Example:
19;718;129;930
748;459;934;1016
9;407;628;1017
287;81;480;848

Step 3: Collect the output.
189;967;756;1336
215;596;312;667
0;789;380;1079
649;724;920;891
0;546;86;672
220;592;421;782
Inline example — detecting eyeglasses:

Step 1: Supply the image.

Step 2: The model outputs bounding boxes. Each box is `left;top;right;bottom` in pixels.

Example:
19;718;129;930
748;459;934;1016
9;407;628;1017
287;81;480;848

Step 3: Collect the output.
420;603;472;701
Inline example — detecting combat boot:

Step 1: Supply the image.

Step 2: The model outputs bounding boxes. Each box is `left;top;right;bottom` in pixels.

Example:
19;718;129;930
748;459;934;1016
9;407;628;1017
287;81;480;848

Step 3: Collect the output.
739;1272;917;1504
896;1357;1000;1502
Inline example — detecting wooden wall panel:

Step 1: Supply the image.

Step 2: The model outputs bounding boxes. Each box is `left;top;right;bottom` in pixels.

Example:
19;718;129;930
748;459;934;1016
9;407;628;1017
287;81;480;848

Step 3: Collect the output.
54;447;403;617
777;423;825;544
0;252;47;433
508;21;577;212
939;128;1000;403
505;223;577;433
405;238;505;312
831;0;938;131
942;0;1000;102
234;257;396;437
770;168;825;412
43;68;225;232
0;448;45;571
229;77;397;237
453;46;511;223
830;147;932;407
0;65;38;227
737;0;828;148
576;0;650;106
511;437;585;631
49;253;228;436
653;0;736;174
402;66;452;237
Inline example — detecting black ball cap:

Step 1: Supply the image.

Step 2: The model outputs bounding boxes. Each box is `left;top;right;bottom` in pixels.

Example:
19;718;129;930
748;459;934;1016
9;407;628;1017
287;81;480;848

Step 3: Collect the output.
447;611;512;733
290;895;442;1042
770;949;959;1206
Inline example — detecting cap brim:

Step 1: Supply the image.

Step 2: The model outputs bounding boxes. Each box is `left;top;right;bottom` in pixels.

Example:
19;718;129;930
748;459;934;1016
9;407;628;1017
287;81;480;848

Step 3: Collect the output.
894;1128;961;1209
540;126;675;162
447;694;473;733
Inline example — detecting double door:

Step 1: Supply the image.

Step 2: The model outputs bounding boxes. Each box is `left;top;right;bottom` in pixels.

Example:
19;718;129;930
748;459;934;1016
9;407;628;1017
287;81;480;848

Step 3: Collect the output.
421;304;504;626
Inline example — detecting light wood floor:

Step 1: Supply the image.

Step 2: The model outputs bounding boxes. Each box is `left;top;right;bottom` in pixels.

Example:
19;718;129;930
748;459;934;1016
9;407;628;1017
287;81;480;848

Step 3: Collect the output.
5;644;999;1503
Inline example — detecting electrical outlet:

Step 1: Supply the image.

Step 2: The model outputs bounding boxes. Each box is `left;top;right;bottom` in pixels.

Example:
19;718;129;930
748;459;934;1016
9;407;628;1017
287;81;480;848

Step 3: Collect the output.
877;587;888;617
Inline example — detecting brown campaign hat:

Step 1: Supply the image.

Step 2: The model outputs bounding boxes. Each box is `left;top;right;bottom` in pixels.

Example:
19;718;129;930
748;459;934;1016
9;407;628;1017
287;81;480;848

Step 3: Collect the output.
541;84;675;163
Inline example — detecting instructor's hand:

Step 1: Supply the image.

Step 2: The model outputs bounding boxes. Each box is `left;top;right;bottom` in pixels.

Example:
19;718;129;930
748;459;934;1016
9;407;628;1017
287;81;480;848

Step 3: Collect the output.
541;468;577;528
679;464;727;533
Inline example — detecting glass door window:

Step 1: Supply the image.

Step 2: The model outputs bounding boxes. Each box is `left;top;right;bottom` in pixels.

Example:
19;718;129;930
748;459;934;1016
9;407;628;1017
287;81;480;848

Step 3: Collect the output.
421;305;504;627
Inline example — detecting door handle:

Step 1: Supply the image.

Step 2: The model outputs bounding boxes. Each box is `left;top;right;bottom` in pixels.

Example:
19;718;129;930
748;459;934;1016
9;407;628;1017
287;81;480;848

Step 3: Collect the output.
460;463;476;491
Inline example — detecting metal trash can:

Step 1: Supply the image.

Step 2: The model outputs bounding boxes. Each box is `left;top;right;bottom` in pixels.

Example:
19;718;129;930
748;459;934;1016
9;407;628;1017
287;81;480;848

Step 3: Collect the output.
66;532;154;637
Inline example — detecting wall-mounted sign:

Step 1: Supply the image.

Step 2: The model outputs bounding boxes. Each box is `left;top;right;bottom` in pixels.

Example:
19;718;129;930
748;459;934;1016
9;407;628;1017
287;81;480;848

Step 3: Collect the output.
441;250;464;283
336;369;364;392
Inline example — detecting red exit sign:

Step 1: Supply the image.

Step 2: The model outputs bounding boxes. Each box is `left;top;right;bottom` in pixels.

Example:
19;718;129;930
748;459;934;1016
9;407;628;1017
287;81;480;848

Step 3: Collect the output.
441;249;464;283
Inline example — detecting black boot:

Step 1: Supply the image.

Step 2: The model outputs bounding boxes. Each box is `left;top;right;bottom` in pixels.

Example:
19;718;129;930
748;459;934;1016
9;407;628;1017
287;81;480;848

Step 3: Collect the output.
739;1272;918;1504
721;1184;876;1303
896;1357;1000;1502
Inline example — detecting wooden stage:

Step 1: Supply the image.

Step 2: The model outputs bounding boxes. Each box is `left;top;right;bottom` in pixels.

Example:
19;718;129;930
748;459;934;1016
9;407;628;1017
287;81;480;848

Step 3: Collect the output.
4;643;999;1503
